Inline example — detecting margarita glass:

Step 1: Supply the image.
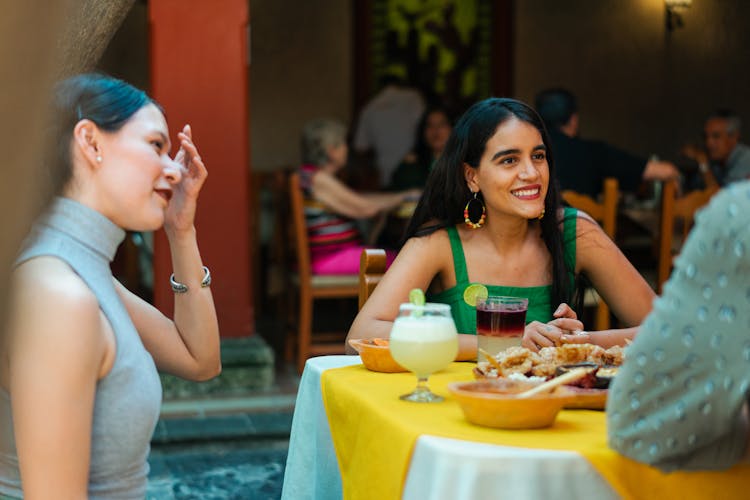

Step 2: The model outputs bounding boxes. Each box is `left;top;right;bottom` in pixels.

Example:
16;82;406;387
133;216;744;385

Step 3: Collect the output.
389;302;458;403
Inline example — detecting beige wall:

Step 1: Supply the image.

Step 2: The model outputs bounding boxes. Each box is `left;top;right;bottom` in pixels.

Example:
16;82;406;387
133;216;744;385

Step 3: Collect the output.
249;0;352;172
514;0;750;160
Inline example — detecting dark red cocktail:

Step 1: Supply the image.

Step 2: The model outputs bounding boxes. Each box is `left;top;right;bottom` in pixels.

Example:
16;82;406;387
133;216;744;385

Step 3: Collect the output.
476;296;528;356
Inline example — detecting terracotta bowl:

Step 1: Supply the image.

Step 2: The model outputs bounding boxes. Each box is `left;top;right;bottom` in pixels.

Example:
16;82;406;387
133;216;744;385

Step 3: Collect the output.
348;338;407;373
448;379;574;429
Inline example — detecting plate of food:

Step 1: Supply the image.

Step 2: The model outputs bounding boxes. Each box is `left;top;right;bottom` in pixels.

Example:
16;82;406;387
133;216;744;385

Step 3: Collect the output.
348;338;407;373
474;344;624;410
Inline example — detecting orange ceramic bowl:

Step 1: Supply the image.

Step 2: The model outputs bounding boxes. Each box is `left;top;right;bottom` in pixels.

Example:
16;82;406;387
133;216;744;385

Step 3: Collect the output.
448;379;574;429
348;338;407;373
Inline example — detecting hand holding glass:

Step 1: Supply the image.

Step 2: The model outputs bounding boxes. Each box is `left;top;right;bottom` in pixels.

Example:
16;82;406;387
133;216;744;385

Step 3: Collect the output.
389;303;458;403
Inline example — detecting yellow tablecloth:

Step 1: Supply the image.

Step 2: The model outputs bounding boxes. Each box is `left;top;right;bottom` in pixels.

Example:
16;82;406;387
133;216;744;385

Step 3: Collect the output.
321;362;750;500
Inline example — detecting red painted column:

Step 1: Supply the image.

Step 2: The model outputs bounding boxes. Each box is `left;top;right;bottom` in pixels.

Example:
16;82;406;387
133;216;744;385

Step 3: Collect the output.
149;0;253;337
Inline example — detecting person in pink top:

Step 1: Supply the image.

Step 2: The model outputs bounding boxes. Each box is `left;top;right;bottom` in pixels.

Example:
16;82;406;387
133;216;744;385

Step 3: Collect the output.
298;118;420;274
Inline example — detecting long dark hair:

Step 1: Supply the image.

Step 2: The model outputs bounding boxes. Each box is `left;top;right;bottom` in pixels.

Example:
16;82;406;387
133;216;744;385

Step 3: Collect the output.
404;97;576;312
49;73;155;195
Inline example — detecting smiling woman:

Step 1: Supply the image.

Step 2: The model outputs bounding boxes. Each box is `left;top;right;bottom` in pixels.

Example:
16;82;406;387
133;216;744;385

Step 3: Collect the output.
0;74;220;499
346;97;655;360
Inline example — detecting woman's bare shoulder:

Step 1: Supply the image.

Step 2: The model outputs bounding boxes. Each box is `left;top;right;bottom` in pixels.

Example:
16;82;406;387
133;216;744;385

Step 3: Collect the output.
557;206;597;227
403;223;451;252
9;257;108;390
13;256;99;324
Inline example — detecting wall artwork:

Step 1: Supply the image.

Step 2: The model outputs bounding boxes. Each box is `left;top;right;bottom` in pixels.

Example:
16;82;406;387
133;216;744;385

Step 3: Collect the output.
355;0;511;114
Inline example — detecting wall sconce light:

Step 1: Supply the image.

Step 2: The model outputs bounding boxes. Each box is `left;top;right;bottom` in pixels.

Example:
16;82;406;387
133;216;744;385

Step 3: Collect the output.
665;0;692;32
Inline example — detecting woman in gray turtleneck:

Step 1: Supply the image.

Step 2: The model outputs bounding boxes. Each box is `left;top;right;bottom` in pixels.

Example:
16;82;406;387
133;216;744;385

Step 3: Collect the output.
0;74;221;499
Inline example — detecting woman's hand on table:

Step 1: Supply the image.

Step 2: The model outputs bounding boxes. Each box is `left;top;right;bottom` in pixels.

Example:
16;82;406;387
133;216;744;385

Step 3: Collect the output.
521;303;584;352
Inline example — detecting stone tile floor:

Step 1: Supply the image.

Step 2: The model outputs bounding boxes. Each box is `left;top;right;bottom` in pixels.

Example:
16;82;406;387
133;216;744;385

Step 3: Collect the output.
146;346;301;500
147;437;289;499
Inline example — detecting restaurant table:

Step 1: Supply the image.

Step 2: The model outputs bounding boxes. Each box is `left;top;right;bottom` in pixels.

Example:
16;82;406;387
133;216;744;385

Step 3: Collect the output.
281;356;616;500
281;356;750;500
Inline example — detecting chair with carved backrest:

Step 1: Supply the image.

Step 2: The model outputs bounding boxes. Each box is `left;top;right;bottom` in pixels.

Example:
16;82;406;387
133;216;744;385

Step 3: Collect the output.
657;180;719;292
287;172;359;373
358;248;387;309
561;177;619;331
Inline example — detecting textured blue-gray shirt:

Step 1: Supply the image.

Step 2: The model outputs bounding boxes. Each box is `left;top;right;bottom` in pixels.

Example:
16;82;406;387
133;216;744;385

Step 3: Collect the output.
608;181;750;471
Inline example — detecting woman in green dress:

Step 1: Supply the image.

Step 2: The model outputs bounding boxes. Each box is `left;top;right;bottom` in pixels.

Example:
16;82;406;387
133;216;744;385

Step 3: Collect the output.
347;97;654;360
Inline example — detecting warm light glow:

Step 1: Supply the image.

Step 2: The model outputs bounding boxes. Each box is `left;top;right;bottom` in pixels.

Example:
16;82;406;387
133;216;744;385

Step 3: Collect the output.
665;0;692;32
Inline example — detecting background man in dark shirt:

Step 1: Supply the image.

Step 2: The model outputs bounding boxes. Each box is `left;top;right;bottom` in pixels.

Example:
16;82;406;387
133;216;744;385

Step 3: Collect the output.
535;88;678;197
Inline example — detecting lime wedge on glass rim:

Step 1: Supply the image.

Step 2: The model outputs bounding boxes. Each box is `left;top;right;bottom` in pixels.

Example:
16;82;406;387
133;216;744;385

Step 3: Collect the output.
463;283;488;307
408;288;426;306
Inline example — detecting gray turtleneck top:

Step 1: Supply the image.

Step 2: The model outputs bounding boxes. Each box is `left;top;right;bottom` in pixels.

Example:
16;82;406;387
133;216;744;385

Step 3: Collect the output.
0;197;162;499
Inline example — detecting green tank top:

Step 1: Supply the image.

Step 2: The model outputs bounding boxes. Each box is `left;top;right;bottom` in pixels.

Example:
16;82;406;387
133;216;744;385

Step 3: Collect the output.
427;207;578;334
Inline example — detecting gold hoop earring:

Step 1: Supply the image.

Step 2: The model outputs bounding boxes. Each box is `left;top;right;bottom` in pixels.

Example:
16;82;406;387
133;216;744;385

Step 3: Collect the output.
538;208;545;220
464;192;486;229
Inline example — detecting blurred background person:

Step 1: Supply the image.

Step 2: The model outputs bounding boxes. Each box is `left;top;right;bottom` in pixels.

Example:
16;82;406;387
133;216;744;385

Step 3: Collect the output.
683;108;750;187
298;118;419;275
353;74;425;188
389;105;454;191
535;88;679;198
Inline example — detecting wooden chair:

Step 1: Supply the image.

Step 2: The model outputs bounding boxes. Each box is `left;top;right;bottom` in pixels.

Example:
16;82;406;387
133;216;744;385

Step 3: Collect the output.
561;177;619;331
358;248;387;309
288;172;359;373
657;181;719;291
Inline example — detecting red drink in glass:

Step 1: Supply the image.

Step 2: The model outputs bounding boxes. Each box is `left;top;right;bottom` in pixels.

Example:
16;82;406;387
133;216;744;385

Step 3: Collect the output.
476;296;528;357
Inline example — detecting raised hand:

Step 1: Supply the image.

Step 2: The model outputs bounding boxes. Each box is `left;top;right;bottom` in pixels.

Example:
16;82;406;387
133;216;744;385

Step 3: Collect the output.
165;124;208;234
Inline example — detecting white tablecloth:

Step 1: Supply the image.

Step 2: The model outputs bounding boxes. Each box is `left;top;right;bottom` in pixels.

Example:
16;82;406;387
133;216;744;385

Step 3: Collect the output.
281;356;618;500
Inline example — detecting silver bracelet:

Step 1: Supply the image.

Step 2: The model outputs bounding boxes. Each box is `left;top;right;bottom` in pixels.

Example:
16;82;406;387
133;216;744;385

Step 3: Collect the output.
170;266;211;293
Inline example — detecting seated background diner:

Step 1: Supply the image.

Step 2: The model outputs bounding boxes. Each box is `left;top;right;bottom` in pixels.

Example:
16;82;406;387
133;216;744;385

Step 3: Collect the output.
534;87;680;198
298;118;419;275
388;105;454;191
346;97;655;359
608;180;750;471
682;108;750;189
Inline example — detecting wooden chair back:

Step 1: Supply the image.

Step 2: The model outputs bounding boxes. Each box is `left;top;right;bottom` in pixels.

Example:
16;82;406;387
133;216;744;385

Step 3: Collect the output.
359;248;387;309
561;177;620;330
289;172;313;288
561;177;619;239
287;172;359;372
657;181;719;290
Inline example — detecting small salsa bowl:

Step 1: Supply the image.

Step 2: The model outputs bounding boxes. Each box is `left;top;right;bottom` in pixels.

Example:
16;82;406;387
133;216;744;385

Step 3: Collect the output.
448;379;573;429
348;338;407;373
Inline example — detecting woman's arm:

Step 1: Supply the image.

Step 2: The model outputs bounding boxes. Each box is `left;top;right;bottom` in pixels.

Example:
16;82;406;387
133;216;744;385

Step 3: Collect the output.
115;231;220;381
118;125;220;381
528;214;654;348
9;258;109;498
559;327;638;348
576;215;655;327
346;230;478;357
312;171;415;219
